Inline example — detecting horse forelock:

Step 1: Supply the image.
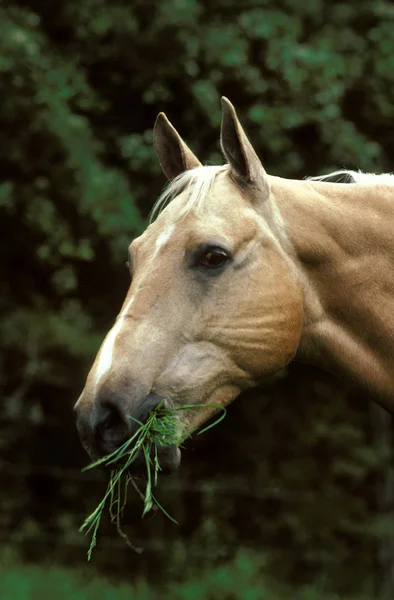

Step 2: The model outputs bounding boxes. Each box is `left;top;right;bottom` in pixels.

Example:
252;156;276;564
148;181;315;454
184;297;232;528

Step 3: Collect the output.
149;164;229;223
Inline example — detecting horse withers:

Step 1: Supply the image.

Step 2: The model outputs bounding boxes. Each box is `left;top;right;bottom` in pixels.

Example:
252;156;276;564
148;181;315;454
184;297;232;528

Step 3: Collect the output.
74;98;394;471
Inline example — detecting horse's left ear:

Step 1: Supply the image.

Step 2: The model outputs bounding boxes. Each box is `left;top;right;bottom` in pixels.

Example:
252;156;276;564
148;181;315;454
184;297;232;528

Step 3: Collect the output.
154;113;202;180
220;97;265;185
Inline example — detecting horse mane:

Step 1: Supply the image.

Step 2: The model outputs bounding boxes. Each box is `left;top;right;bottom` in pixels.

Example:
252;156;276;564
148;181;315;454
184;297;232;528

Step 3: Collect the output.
149;165;228;223
310;169;394;185
150;166;393;223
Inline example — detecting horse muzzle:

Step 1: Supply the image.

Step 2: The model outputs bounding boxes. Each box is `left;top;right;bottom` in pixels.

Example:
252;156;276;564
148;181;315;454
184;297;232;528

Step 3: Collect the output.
74;390;182;474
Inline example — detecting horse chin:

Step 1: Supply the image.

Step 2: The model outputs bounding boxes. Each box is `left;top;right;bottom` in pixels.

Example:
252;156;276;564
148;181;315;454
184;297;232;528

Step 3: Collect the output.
82;440;181;475
157;444;182;474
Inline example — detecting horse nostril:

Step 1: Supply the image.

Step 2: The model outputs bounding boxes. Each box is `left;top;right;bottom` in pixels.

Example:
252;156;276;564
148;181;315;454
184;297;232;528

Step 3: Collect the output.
94;404;129;451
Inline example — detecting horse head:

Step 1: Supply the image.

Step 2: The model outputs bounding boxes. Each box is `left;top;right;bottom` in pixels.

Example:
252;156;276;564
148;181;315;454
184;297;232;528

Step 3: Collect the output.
74;99;304;471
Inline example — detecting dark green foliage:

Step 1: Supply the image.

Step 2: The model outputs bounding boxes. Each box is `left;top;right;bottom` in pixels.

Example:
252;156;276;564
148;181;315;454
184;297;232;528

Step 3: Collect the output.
1;0;393;596
0;549;371;599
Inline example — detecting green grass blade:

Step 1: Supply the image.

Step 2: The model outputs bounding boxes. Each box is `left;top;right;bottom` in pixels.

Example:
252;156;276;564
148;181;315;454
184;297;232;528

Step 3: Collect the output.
80;401;227;558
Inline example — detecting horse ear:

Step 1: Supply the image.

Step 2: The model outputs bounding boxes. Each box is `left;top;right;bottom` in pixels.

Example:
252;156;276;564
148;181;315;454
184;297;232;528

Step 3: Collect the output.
220;97;265;184
154;113;202;180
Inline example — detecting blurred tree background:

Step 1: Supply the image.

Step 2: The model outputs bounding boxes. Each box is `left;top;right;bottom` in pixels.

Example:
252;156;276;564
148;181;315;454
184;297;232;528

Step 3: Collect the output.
1;0;394;598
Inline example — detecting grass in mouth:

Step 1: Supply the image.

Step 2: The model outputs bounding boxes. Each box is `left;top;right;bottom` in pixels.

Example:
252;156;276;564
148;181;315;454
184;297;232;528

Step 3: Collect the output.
79;402;226;560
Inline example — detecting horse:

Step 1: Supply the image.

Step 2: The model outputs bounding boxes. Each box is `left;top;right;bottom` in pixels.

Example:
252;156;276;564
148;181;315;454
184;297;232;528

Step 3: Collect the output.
74;97;394;472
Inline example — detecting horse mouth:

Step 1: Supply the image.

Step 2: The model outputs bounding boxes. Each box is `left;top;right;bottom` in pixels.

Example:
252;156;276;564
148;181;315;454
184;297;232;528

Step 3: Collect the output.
77;391;184;475
82;436;182;476
129;443;181;475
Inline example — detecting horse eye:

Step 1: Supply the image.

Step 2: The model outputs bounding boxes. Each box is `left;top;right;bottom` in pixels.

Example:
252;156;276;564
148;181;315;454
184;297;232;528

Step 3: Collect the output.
197;249;229;270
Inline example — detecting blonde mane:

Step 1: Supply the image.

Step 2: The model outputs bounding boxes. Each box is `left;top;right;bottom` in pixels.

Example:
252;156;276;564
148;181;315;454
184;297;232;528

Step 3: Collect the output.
149;164;228;223
310;169;394;185
150;166;393;224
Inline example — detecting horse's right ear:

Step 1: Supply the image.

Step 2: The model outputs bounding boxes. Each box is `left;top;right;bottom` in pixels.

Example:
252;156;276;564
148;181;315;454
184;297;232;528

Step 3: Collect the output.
154;113;202;180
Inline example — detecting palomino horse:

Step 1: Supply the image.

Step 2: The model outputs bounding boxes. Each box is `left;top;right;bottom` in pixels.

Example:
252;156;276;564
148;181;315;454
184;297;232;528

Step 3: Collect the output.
74;98;394;471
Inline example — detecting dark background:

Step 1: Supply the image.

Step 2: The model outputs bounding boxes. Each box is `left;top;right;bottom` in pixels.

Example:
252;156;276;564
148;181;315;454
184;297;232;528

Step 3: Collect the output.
1;1;394;598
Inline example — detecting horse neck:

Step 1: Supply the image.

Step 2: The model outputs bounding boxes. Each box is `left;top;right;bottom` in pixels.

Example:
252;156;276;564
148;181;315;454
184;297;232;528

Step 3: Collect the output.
271;176;394;407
